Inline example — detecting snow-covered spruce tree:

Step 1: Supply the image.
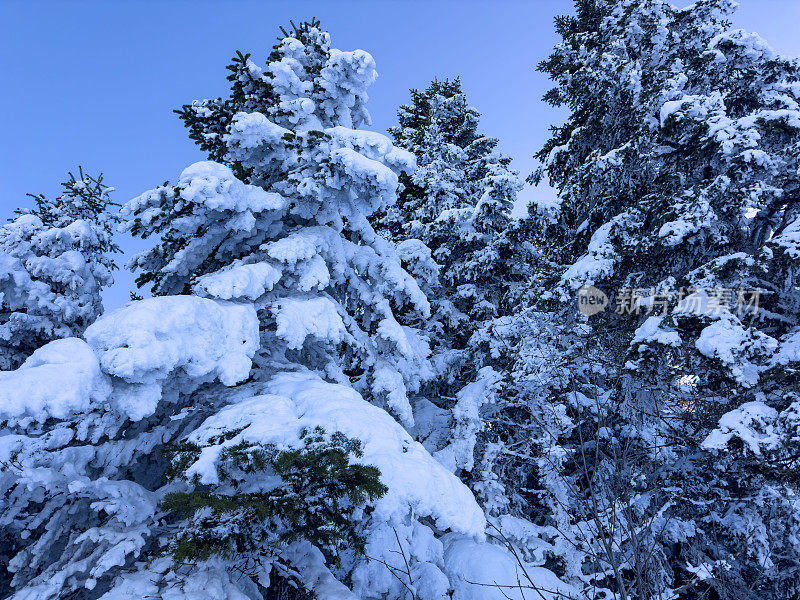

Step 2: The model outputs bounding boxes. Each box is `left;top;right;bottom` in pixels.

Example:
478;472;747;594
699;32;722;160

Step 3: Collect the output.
377;78;524;482
131;21;432;426
493;1;800;599
0;168;119;370
0;21;572;600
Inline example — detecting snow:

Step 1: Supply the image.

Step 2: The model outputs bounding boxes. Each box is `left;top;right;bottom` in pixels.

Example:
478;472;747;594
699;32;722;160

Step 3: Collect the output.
328;146;400;212
265;228;332;264
327;126;416;174
122;160;289;298
0;338;111;423
128;161;285;219
657;196;715;246
695;318;777;387
376;317;419;359
771;329;800;366
84;296;259;419
395;239;440;296
442;534;576;600
372;362;413;426
99;561;254;600
492;515;555;565
178;161;286;213
193;260;283;301
273;297;346;349
695;320;749;370
317;48;376;129
710;28;775;62
771;215;800;258
632;316;682;348
686;561;724;582
703;401;779;456
435;367;501;472
281;541;358;600
185;371;486;537
226;111;293;149
297;254;331;291
352;520;450;600
685;253;752;290
660;97;693;127
559;220;617;293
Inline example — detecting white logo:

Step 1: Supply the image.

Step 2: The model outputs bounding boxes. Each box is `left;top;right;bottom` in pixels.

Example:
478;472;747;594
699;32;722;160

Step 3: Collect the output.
577;285;608;316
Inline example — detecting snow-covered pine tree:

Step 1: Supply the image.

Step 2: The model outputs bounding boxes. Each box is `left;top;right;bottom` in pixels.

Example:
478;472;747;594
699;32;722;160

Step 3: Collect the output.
0;21;572;600
496;1;800;598
128;20;433;426
378;78;524;483
383;78;522;333
0;168;119;369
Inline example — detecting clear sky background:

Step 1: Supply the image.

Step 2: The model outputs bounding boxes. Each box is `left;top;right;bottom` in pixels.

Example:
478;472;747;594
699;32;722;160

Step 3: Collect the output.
2;0;800;309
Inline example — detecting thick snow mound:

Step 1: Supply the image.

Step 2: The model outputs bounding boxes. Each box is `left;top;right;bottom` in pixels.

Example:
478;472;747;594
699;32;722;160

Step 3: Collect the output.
328;147;399;213
177;161;285;214
186;371;486;537
442;534;575;600
632;316;682;348
0;338;111;423
327;126;416;174
84;296;259;389
702;401;779;457
98;560;253;600
273;297;346;349
193;260;283;301
227;111;293;150
695;317;777;387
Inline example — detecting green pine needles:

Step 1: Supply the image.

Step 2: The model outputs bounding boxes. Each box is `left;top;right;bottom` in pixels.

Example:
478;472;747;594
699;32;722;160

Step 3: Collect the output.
162;427;387;568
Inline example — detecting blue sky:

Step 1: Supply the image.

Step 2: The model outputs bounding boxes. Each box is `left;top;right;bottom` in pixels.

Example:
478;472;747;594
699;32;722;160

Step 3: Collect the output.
2;0;800;308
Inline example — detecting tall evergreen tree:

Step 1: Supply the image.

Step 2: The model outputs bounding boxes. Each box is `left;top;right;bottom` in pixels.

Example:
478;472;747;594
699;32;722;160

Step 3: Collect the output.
379;78;524;481
126;20;433;426
491;1;800;599
0;168;119;369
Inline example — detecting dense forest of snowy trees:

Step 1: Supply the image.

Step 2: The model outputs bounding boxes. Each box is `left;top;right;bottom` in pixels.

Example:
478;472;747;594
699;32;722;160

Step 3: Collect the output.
2;1;800;599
